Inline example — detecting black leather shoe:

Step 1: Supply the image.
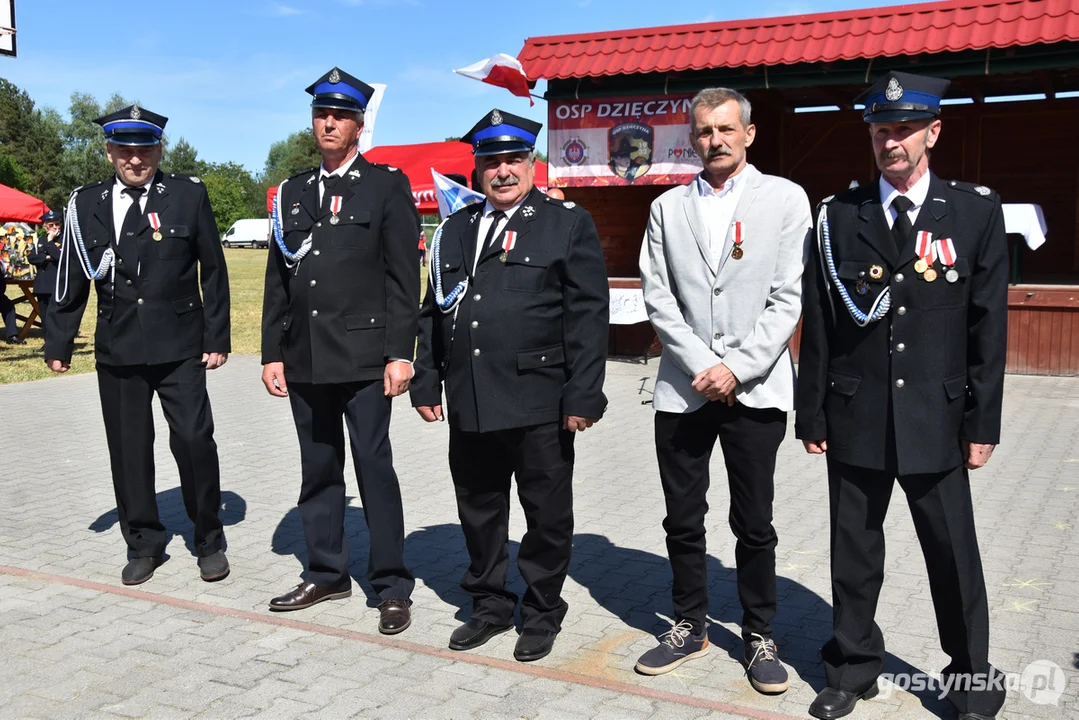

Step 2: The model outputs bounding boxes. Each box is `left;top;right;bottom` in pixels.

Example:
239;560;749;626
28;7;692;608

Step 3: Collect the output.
448;619;513;651
958;714;996;719
378;599;411;635
198;551;230;582
808;684;880;719
5;335;26;345
122;556;162;585
268;582;351;611
513;629;557;662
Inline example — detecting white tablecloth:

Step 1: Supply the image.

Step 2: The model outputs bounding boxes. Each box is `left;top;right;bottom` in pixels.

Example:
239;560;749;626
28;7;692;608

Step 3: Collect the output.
1003;203;1047;251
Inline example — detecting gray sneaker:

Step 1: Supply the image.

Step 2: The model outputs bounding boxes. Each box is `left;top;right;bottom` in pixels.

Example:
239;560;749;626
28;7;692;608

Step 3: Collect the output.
744;633;789;693
635;620;710;676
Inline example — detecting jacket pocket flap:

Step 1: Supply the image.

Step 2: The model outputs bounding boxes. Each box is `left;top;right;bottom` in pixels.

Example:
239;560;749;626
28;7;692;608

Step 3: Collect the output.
517;345;565;370
345;312;386;330
87;233;110;249
288;217;314;232
505;253;550;268
827;371;861;396
950;257;970;277
173;294;203;314
339;210;371;225
943;372;967;400
162;224;189;238
282;314;293;331
837;261;883;282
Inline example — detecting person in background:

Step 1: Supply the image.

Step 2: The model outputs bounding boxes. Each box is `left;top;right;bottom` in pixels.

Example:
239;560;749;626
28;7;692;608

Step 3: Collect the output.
1;276;24;344
28;210;63;336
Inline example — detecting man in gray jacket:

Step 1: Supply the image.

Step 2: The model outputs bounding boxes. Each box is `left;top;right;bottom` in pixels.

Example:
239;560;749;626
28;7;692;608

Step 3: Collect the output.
636;87;811;693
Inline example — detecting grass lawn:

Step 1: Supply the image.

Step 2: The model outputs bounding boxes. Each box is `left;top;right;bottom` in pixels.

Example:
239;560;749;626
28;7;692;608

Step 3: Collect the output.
1;248;427;385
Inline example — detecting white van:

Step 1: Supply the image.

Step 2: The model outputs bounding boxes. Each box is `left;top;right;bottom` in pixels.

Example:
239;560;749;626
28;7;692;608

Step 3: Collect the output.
221;218;270;249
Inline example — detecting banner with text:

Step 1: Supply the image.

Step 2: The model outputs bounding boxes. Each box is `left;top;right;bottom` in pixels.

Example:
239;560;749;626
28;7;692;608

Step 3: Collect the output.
548;94;700;187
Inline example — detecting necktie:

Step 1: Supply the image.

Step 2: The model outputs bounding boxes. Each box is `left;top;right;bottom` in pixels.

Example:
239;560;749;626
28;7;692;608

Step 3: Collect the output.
120;187;145;242
321;175;341;213
890;195;913;252
483;210;506;249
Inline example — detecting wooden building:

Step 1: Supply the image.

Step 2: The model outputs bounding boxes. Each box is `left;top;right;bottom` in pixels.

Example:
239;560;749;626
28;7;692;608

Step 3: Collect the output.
520;0;1079;374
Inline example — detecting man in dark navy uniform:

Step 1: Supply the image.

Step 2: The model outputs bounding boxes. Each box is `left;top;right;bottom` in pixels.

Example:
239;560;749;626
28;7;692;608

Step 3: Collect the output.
411;110;609;662
28;210;63;335
45;106;232;587
796;71;1008;720
262;68;419;635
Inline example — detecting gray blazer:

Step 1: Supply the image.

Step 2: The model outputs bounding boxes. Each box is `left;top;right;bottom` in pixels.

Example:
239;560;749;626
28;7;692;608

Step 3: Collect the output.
639;164;812;413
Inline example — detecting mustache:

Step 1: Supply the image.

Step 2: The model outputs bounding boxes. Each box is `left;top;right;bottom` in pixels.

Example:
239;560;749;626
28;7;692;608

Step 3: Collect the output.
490;175;520;188
706;146;733;160
881;149;907;162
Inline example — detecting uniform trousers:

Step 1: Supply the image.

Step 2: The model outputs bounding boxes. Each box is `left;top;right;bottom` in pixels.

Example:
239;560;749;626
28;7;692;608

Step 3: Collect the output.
35;294;51;335
1;293;16;337
449;422;575;633
287;380;414;600
824;454;1006;716
655;401;786;641
96;358;224;559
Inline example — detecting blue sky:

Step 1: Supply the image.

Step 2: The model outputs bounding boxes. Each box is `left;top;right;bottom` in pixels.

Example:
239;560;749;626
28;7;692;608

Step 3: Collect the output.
5;0;913;175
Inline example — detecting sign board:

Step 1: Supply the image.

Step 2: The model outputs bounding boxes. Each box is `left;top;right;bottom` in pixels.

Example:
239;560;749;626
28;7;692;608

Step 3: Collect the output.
548;93;700;187
0;1;15;58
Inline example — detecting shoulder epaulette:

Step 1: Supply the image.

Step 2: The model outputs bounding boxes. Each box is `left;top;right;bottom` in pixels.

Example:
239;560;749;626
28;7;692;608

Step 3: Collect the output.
168;173;203;184
370;162;400;173
70;178;107;197
286;167;318;183
543;195;581;211
947;179;997;200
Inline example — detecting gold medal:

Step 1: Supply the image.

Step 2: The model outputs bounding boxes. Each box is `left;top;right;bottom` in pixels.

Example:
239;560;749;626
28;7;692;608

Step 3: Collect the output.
153;231;163;242
869;265;883;280
914;258;928;274
499;251;507;263
731;246;744;260
923;268;937;282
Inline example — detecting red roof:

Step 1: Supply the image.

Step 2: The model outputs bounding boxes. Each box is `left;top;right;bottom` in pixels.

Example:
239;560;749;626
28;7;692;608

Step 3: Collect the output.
519;0;1079;80
0;183;50;224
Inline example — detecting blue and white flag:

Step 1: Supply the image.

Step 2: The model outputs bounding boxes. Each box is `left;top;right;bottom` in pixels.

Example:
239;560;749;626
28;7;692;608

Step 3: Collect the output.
432;169;485;219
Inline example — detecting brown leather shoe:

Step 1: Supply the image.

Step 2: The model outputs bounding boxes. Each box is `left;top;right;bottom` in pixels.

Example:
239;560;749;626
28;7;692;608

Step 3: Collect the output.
378;598;411;634
268;582;351;612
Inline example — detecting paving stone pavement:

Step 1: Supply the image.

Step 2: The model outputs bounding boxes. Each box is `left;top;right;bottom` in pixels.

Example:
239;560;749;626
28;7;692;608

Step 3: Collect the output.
1;355;1076;720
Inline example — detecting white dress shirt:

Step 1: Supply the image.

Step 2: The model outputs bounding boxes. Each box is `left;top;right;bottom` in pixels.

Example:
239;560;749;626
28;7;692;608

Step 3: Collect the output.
473;198;524;275
695;165;750;263
112;176;154;244
879;171;931;229
318;151;360;205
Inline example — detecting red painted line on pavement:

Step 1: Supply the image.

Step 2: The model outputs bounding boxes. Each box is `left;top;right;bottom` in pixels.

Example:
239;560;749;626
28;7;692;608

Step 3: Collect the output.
1;564;802;720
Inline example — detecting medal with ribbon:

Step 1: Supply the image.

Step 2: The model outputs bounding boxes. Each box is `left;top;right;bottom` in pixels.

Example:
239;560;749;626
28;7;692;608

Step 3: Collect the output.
935;237;959;283
914;230;937;281
148;212;163;242
499;231;517;263
329;196;343;225
731;221;744;259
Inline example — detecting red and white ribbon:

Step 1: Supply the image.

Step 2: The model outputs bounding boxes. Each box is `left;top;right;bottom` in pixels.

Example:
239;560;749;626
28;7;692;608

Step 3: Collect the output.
148;213;161;232
733;221;744;247
329;196;342;214
915;230;935;262
502;230;517;253
934;237;957;266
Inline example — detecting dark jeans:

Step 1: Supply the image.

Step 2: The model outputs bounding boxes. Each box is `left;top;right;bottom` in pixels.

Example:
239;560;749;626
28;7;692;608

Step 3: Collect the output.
97;358;224;559
449;422;575;633
655;401;786;640
287;380;414;600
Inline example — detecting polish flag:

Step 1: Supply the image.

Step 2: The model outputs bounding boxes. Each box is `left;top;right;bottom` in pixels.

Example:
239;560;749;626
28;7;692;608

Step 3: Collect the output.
454;54;534;106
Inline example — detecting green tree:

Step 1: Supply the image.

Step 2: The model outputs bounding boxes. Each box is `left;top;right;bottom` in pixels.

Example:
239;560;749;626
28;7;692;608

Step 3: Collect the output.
0;79;64;204
263;129;320;187
202;161;264;233
0;149;30;190
162;137;206;176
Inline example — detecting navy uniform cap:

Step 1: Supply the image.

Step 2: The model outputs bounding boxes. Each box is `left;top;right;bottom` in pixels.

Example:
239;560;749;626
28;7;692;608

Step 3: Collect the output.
93;105;167;146
306;67;374;113
40;210;61;224
856;71;951;123
462;109;542;157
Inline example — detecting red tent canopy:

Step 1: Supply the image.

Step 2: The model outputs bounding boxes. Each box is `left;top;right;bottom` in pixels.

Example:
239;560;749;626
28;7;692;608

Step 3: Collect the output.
266;141;548;215
0;184;50;224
